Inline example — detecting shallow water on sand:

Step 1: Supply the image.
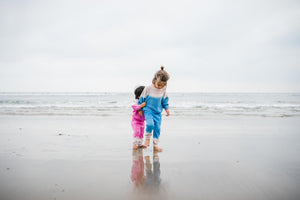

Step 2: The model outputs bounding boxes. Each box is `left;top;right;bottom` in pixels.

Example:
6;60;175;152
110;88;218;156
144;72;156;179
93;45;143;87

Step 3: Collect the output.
0;116;300;200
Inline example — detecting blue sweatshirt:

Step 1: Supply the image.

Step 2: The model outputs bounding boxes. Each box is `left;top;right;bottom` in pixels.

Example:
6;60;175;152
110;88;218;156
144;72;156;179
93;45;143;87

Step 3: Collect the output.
138;84;169;114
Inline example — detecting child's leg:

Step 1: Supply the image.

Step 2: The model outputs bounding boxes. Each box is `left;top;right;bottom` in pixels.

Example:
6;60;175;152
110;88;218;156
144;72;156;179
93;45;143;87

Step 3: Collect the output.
153;114;162;152
132;122;141;149
144;112;154;146
138;125;144;139
137;125;147;148
132;138;138;149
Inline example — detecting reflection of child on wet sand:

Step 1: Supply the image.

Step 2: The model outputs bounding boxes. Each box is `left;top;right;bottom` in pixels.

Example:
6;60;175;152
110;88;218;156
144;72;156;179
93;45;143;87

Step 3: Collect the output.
131;149;145;187
131;86;147;149
144;152;161;191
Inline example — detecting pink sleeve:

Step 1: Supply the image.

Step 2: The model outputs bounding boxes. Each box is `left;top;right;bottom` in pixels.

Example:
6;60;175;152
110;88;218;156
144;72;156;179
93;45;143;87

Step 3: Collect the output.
131;104;141;111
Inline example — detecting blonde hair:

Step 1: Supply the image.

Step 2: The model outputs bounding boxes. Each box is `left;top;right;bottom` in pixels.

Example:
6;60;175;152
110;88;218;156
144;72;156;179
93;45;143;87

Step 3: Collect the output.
152;66;170;85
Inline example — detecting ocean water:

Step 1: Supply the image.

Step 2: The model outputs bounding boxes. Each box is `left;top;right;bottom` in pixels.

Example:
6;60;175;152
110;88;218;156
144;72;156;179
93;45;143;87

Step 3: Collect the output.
0;92;300;117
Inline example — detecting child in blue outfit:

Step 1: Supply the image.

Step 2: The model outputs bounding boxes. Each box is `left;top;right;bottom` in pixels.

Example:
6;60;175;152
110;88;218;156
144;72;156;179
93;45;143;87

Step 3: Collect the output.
138;66;170;152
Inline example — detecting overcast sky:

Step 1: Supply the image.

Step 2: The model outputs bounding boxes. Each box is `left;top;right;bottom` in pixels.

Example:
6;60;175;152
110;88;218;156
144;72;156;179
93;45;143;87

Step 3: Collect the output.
0;0;299;92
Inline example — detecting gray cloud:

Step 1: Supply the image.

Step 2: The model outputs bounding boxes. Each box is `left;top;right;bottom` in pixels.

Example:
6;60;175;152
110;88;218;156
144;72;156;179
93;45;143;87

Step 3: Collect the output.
0;0;300;92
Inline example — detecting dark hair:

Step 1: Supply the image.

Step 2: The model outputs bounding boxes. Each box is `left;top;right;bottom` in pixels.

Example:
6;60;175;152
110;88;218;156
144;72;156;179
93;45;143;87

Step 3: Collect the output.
134;86;145;99
152;66;170;85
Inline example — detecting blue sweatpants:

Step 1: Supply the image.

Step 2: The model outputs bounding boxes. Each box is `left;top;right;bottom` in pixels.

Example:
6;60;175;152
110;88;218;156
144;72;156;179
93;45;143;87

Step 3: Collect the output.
144;111;162;139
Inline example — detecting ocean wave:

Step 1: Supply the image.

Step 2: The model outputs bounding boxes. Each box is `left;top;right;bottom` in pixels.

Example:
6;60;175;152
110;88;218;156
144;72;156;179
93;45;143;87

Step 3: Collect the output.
1;93;300;117
0;105;299;117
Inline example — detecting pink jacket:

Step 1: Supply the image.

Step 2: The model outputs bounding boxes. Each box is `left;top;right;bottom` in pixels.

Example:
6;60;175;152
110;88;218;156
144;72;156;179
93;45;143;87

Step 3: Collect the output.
131;100;145;124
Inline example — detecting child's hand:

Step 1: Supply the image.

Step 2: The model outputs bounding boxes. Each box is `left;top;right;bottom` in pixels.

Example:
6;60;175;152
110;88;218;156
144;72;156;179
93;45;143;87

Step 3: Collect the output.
140;102;146;108
166;109;170;116
138;110;143;116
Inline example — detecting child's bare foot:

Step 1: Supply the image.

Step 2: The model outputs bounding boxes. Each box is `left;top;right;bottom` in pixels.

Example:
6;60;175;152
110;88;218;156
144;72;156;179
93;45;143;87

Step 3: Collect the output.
153;146;163;152
138;144;147;148
133;144;138;150
144;139;150;147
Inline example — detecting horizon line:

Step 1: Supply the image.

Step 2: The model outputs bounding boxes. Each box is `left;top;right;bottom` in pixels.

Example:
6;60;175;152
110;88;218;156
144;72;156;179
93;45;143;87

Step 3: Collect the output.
0;91;299;94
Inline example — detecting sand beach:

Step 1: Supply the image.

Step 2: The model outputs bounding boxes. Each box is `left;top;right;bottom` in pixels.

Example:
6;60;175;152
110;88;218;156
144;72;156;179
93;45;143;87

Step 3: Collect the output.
0;114;300;200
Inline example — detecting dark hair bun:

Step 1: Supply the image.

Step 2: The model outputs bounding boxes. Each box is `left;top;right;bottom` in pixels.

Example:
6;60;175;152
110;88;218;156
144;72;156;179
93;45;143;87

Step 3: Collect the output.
134;86;145;99
161;66;164;70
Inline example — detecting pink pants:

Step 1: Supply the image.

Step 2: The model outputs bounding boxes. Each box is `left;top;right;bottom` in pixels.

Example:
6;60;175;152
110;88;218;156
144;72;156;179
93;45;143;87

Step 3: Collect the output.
132;121;145;146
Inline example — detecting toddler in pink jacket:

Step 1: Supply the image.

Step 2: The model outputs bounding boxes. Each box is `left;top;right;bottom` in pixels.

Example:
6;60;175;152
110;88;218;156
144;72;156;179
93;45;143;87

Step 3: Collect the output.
131;86;147;149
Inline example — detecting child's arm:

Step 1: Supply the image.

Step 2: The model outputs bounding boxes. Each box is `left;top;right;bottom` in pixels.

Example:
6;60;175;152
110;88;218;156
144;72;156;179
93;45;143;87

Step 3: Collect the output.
138;87;148;105
162;92;170;116
131;102;146;111
165;109;170;116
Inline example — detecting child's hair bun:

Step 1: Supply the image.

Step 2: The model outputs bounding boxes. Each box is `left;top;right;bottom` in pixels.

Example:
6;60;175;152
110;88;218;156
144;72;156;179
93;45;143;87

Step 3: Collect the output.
152;65;170;84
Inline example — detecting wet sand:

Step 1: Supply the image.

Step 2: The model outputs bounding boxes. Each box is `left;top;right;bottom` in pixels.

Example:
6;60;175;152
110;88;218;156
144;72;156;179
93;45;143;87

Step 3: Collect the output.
0;115;300;200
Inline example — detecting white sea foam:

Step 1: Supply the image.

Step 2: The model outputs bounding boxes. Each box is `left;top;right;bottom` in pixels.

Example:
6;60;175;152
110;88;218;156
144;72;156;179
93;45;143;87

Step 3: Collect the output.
0;93;299;117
